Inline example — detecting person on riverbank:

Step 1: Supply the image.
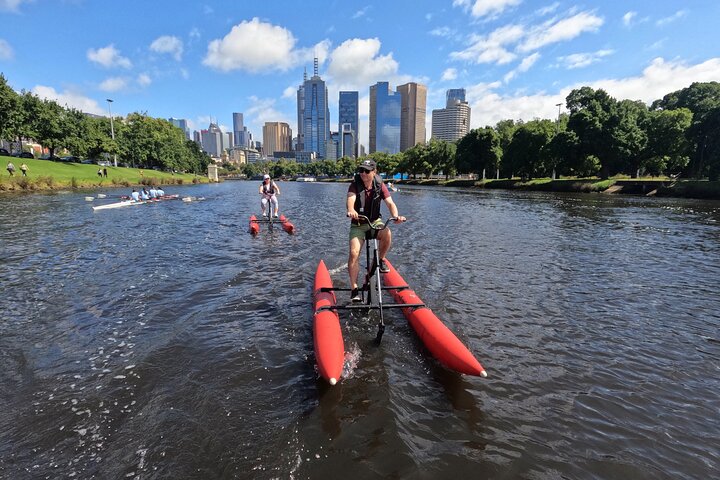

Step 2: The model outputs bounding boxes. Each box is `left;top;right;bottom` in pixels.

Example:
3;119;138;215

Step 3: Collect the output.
103;168;108;178
20;163;28;176
259;174;280;217
6;161;15;176
346;159;405;302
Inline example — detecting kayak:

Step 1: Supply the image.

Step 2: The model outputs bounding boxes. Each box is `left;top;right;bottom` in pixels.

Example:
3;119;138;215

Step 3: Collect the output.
92;194;179;211
312;260;344;385
382;259;486;377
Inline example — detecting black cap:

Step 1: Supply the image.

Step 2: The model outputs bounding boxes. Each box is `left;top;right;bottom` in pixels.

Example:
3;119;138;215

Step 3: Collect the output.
358;159;376;171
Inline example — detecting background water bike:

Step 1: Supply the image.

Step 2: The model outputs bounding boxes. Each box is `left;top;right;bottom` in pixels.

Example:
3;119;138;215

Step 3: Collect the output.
312;215;487;385
248;194;295;235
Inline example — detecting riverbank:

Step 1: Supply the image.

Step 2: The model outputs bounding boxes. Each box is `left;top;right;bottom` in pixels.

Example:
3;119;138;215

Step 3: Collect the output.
392;177;720;200
0;156;208;192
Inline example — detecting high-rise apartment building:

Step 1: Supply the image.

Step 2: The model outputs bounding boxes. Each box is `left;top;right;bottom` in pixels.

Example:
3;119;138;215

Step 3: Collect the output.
338;91;359;158
369;82;401;154
262;122;292;157
431;88;471;143
301;59;331;158
396;82;427;151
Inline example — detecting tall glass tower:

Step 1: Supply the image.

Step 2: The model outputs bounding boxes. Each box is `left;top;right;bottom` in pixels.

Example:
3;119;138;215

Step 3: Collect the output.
338;91;359;158
369;82;401;154
302;59;330;158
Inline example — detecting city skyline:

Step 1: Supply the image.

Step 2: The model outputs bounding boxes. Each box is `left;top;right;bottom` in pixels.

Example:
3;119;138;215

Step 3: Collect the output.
2;1;720;152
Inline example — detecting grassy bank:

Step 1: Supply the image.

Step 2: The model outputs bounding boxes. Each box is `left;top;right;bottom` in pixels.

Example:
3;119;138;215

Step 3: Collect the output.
0;156;208;192
394;177;720;200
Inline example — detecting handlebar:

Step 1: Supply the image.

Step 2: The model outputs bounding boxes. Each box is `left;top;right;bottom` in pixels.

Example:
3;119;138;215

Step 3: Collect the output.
352;214;405;230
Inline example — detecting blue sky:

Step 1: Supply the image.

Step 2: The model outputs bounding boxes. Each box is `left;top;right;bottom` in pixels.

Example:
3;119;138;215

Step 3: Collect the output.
2;0;719;152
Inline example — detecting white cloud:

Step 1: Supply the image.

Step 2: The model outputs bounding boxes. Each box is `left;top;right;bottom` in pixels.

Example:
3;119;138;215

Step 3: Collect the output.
519;11;603;52
623;11;637;27
137;73;152;87
450;24;523;65
536;3;559;16
466;56;720;128
441;68;458;81
98;77;127;92
0;39;13;60
31;85;106;115
150;35;184;61
0;0;30;13
87;44;132;69
453;0;522;19
353;6;370;19
282;86;296;99
430;26;454;38
656;10;687;27
557;49;613;69
326;38;400;88
203;18;299;72
503;52;540;82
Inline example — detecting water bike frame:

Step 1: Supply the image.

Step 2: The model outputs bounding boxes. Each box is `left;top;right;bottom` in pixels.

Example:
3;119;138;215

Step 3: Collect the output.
317;215;423;343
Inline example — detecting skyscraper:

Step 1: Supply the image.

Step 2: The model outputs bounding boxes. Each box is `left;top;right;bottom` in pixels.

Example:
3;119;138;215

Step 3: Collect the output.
341;123;355;159
446;89;466;104
369;82;401;154
396;82;427;151
301;59;331;158
262;122;292;157
201;122;223;158
431;88;471;143
339;91;359;158
296;69;306;152
168;117;190;139
232;113;244;146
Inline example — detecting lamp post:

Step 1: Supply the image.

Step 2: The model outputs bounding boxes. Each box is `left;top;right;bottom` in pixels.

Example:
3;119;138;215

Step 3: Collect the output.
107;99;117;167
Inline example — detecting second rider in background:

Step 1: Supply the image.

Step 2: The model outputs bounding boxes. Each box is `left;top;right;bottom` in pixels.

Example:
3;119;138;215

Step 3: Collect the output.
346;159;405;302
259;174;280;217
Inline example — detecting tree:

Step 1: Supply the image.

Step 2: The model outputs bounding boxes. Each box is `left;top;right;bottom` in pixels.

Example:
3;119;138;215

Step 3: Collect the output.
643;108;692;176
0;74;20;145
503;120;555;179
608;99;648;177
30;97;68;158
652;82;720;178
566;87;617;179
456;127;501;178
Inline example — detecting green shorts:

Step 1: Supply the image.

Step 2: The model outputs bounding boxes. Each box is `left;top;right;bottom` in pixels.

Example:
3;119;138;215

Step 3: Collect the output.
349;219;385;241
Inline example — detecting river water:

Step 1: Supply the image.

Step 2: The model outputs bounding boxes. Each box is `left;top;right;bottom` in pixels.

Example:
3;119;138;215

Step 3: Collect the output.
0;181;718;479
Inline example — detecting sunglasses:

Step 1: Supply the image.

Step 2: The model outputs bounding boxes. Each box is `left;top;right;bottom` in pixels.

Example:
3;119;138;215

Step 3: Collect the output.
357;168;372;174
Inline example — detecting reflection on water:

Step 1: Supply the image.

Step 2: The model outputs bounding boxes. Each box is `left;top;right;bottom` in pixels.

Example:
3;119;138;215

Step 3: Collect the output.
0;183;719;479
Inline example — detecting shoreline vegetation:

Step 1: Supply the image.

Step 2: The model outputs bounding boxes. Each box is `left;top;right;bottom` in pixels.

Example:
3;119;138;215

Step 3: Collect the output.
3;157;719;200
0;157;207;193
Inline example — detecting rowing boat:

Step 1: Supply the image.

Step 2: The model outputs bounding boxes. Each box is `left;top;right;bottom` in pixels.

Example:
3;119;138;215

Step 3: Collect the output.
92;194;179;211
382;259;486;377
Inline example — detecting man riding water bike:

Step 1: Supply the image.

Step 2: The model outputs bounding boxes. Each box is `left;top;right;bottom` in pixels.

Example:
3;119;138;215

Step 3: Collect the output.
259;174;280;217
346;159;405;302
